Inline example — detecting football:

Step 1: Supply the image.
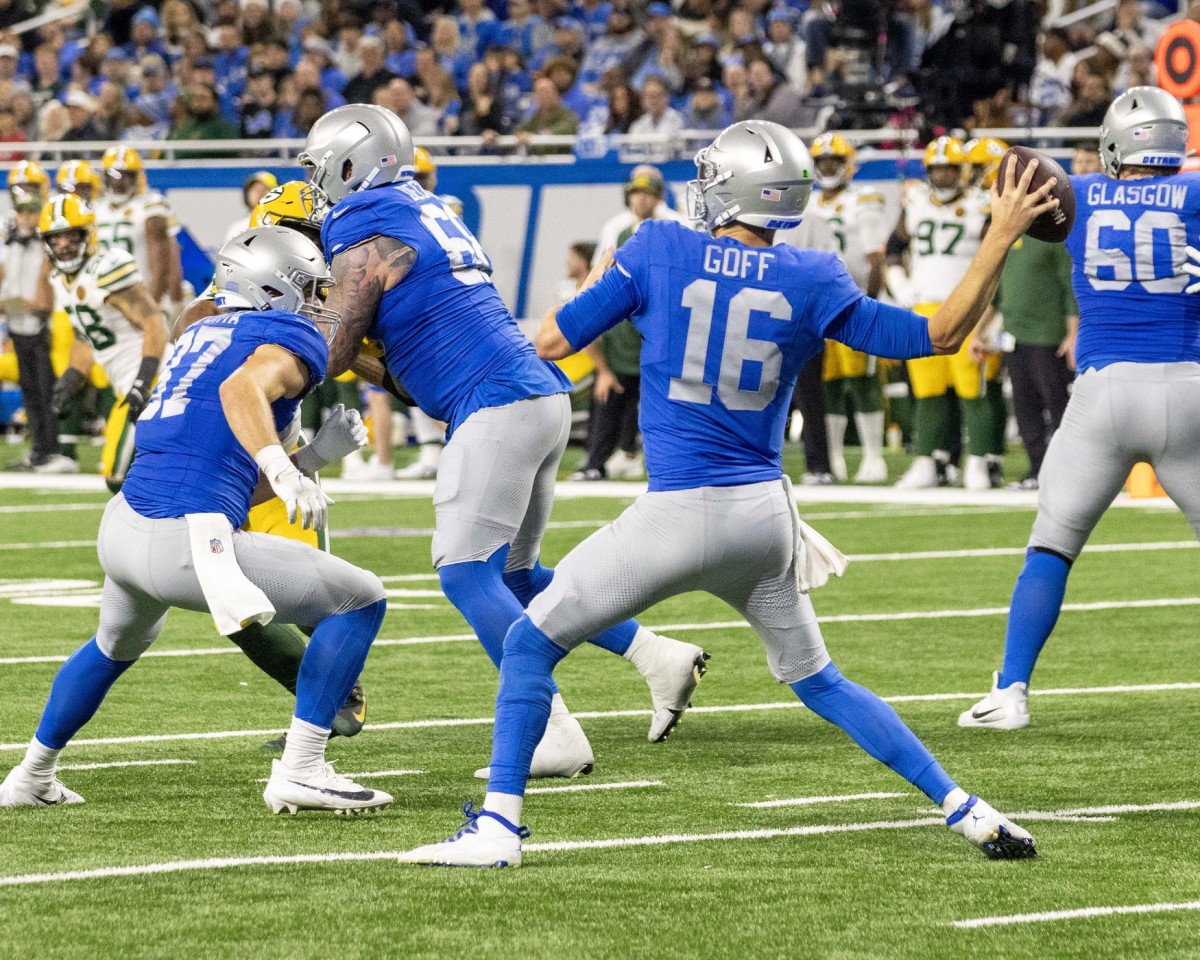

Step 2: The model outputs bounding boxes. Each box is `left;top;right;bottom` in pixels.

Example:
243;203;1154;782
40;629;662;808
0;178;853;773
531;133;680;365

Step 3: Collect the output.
996;145;1076;243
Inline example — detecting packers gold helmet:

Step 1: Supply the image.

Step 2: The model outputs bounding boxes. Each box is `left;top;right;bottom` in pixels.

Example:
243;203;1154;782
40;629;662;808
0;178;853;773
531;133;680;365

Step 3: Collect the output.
101;145;146;199
810;132;856;190
964;136;1009;189
56;160;102;203
8;160;50;209
414;146;437;192
923;136;967;203
248;180;326;244
39;193;97;274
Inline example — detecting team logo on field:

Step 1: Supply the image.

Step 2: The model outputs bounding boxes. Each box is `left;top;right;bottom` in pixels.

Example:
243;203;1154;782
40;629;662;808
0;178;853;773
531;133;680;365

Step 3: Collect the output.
209;539;224;554
760;188;783;202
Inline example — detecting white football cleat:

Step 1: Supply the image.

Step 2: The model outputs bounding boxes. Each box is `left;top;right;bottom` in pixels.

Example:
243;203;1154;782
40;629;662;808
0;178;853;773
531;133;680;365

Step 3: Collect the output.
895;456;939;489
33;454;79;475
829;452;849;484
946;794;1037;859
629;632;710;742
605;451;645;480
399;802;527;868
964;455;991;491
475;708;595;780
853;456;888;484
958;672;1030;729
0;765;84;807
395;460;437;479
263;760;393;815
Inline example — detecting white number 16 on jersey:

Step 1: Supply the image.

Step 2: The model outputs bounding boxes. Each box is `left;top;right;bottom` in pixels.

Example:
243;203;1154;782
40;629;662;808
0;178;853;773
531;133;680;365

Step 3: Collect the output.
668;279;792;412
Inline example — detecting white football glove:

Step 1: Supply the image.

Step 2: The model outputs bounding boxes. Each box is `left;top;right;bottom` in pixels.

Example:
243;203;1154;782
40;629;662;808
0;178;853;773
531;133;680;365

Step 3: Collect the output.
885;265;920;310
255;444;334;530
293;403;368;475
1183;245;1200;294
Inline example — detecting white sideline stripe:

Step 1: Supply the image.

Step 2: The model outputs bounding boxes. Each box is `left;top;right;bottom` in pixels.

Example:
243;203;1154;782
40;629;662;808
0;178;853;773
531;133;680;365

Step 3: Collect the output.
57;759;196;771
384;604;443;610
379;574;439;583
0;503;103;514
3;681;1199;752
0;540;93;551
954;901;1200;930
383;589;445;598
253;770;424;783
848;541;1199;562
0;798;1193;887
738;792;908;808
526;779;662;795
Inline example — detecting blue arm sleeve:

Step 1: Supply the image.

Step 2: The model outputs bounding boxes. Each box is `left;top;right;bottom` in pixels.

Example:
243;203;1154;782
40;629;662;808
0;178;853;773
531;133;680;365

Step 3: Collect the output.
823;297;935;360
555;261;641;351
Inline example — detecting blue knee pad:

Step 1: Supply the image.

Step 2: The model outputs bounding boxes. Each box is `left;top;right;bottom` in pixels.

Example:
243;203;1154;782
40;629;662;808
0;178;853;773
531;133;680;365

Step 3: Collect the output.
36;637;135;750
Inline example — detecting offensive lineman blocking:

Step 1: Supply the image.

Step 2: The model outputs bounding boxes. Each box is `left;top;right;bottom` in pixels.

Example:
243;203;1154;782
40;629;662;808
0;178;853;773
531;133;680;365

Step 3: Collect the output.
400;120;1057;868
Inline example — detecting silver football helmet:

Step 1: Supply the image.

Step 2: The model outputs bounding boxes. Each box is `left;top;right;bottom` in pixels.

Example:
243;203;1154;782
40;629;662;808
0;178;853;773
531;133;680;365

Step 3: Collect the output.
688;120;814;234
298;103;415;206
1099;86;1188;177
214;227;340;342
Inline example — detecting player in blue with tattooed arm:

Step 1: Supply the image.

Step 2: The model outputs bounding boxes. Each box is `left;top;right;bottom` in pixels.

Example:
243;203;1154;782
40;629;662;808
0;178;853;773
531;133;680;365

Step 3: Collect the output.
962;87;1200;729
400;120;1058;867
0;229;392;816
301;105;710;780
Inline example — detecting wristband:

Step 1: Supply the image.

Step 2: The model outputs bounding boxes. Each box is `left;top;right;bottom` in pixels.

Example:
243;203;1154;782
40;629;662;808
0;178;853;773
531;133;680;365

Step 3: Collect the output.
132;355;160;389
253;444;294;483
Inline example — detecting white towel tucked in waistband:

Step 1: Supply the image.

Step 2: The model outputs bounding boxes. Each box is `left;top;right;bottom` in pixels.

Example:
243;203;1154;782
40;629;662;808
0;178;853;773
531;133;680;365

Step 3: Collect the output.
780;477;849;592
185;512;275;636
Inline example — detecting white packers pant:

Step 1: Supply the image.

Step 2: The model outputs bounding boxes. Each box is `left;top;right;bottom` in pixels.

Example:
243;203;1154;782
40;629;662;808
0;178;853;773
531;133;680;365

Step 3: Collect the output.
1032;361;1200;560
526;479;833;683
432;393;571;572
95;494;385;661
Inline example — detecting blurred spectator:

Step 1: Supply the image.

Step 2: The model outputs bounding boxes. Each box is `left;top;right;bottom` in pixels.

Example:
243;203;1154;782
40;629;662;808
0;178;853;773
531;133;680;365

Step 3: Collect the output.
280;86;327;137
101;49;135;98
122;102;168;141
11;90;33;139
30;45;62;109
686;34;722;85
240;64;279;137
161;0;202;50
274;0;305;52
456;61;506;136
632;21;686;92
603;80;640;133
458;0;501;59
1029;28;1077;126
36;99;69;142
723;62;753;119
213;24;250;97
534;17;586;72
292;57;346;109
763;10;807;92
168;84;240;155
1110;0;1163;49
0;102;26;160
626;75;681;159
432;17;473;93
382;20;417;78
425;67;462;131
303;36;347;94
1072;140;1102;174
575;0;612;44
971;86;1016;129
92;81;129;141
542;56;596;122
0;43;24;93
555;239;595;303
682;76;730;130
1114;44;1156;93
1061;73;1111;128
515;75;578;153
581;3;642;82
135;56;176;128
343;35;395;103
499;0;541;62
333;15;365;80
626;4;679;85
125;7;171;62
743;59;810;127
1090;32;1127;83
61;89;100;142
388;78;440;137
240;0;274;47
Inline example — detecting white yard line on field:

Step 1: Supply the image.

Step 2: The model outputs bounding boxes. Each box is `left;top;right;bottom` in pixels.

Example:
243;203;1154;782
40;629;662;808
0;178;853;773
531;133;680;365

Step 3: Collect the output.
2;681;1198;751
0;798;1192;887
0;541;94;551
737;792;909;808
953;900;1200;930
253;770;424;783
57;759;196;771
0;503;103;514
525;780;663;795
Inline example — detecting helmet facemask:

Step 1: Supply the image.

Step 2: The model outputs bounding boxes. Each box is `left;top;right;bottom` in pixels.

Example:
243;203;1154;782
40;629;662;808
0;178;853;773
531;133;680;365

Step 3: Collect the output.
105;167;138;200
43;228;91;274
928;165;963;203
296;274;341;343
815;155;848;191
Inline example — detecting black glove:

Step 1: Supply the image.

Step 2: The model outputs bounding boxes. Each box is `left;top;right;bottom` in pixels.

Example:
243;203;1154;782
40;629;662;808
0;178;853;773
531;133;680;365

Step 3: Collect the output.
124;356;160;423
51;367;88;419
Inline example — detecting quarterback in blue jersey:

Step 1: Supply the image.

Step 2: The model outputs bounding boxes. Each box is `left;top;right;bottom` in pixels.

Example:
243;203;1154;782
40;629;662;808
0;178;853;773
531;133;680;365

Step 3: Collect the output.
300;105;711;777
400;120;1058;867
961;87;1200;730
0;229;393;816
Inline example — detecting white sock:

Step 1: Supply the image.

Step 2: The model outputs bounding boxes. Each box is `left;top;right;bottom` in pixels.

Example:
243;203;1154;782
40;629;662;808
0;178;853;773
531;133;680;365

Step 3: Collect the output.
855;410;885;463
22;737;60;782
622;625;659;670
484;791;524;828
548;691;569;721
281;717;330;772
826;413;848;460
418;443;442;469
941;787;970;817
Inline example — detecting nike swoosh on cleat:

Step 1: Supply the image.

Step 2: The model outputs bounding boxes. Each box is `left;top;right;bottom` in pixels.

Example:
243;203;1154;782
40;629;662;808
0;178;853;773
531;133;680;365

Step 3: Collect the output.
971;707;1002;720
287;781;378;802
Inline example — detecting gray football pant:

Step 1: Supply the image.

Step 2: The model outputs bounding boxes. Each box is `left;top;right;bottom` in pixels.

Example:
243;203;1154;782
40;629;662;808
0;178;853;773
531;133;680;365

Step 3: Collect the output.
1032;361;1200;560
432;393;571;571
526;479;833;684
95;494;385;661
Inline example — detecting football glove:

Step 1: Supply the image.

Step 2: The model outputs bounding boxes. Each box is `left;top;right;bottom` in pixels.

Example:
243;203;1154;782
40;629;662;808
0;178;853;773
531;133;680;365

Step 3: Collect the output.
255;444;334;530
293;403;368;475
1183;245;1200;294
885;265;919;310
50;367;88;418
124;356;160;423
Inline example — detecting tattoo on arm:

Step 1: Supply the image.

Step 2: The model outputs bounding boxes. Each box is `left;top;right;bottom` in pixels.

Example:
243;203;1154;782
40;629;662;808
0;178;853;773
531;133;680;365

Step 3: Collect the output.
107;283;162;330
325;236;416;378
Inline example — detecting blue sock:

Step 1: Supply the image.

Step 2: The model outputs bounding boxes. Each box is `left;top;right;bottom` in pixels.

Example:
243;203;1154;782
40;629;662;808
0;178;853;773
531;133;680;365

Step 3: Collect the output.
791;662;957;805
35;637;135;750
998;549;1071;689
503;561;637;656
294;598;385;729
488;615;568;795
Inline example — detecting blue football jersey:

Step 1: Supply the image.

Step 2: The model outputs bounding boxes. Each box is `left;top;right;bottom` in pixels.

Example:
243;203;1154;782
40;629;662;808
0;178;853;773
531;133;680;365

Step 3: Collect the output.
556;220;932;491
123;310;328;527
1065;172;1200;371
321;180;569;433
